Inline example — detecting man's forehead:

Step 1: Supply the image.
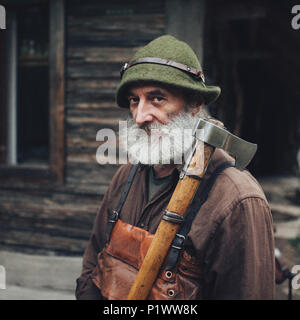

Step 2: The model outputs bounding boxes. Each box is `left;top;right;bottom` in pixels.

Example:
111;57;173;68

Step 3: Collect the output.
128;84;169;96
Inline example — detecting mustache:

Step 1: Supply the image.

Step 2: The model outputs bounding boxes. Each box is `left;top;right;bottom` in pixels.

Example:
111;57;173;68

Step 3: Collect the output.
120;111;200;165
126;112;190;132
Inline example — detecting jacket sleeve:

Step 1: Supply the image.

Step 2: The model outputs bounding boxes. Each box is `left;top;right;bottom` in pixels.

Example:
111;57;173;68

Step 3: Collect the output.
75;165;129;300
75;194;109;300
203;196;275;300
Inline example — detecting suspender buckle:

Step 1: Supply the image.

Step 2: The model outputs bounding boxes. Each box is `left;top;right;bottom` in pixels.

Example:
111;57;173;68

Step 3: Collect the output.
108;210;119;223
171;234;186;250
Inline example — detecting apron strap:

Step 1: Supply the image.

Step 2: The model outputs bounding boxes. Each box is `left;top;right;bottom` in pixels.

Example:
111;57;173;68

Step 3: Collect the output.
165;161;236;271
105;164;140;244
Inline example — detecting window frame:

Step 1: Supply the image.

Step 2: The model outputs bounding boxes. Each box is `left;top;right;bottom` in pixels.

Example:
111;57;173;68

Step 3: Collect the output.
0;0;65;185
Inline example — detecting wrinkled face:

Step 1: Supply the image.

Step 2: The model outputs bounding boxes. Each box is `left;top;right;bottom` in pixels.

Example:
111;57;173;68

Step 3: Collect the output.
127;85;187;126
122;85;202;165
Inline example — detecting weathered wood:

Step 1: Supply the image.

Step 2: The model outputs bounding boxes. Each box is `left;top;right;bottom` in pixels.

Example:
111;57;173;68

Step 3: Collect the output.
0;163;50;176
67;1;165;16
65;0;166;192
67;107;129;119
67;102;118;110
0;187;100;207
0;229;88;255
0;179;108;197
67;61;121;79
67;78;120;91
66;86;116;105
0;0;167;256
49;0;65;185
68;14;164;34
0;163;52;184
0;213;92;240
66;118;121;144
66;162;120;186
0;188;101;255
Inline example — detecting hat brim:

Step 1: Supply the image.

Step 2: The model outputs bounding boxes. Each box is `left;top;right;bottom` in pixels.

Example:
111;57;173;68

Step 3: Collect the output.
116;63;221;108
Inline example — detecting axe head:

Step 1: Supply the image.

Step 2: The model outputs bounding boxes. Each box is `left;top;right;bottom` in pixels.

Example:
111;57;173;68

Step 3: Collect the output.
194;118;257;170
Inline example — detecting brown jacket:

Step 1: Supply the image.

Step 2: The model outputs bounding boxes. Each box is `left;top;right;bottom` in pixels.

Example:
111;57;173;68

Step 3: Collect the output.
76;149;275;300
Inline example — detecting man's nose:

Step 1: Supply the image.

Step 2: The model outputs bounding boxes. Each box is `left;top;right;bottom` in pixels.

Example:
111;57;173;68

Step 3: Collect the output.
134;99;154;126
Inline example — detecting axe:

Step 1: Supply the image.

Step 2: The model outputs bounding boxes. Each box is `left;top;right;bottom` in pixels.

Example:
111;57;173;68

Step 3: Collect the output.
127;118;257;300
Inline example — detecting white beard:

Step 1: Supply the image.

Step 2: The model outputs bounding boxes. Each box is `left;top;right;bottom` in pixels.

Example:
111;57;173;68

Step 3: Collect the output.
120;112;199;165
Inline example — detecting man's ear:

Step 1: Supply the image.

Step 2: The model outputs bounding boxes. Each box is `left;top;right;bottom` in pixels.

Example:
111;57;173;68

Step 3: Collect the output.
190;105;202;116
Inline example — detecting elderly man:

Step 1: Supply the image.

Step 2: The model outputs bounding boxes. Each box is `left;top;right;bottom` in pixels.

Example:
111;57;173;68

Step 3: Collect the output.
76;35;275;300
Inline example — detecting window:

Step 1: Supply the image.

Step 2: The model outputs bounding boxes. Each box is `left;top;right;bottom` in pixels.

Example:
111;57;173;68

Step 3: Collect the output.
0;0;65;184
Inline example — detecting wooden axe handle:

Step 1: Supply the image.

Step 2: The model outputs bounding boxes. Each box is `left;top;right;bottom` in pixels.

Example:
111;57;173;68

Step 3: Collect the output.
127;138;216;300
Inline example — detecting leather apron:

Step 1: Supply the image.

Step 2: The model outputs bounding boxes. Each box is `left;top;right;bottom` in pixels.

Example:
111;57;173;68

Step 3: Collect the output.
91;162;235;300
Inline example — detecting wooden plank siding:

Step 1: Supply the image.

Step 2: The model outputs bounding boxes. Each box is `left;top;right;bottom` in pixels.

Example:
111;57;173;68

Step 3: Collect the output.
0;0;166;256
49;0;66;185
65;0;165;188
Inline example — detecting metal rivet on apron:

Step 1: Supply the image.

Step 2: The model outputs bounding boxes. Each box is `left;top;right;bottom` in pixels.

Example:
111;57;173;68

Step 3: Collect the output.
165;271;172;279
167;289;175;297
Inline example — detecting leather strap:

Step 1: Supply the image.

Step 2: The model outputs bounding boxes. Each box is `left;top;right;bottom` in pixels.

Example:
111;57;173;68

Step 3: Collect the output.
165;161;236;271
120;57;205;82
162;210;184;224
105;164;140;244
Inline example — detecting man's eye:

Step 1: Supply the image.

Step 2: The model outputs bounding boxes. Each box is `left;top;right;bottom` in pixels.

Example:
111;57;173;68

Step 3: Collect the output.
153;96;164;102
128;97;138;104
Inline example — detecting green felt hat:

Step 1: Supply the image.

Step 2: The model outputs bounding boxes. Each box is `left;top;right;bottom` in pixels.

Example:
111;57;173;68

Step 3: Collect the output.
116;35;221;108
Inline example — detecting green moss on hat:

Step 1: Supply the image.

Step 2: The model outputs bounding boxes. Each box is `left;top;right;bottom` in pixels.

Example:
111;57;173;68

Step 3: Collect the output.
116;35;221;108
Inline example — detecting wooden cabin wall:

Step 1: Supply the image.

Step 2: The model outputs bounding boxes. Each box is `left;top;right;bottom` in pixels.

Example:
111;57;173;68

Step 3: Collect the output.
0;0;166;256
66;0;165;188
